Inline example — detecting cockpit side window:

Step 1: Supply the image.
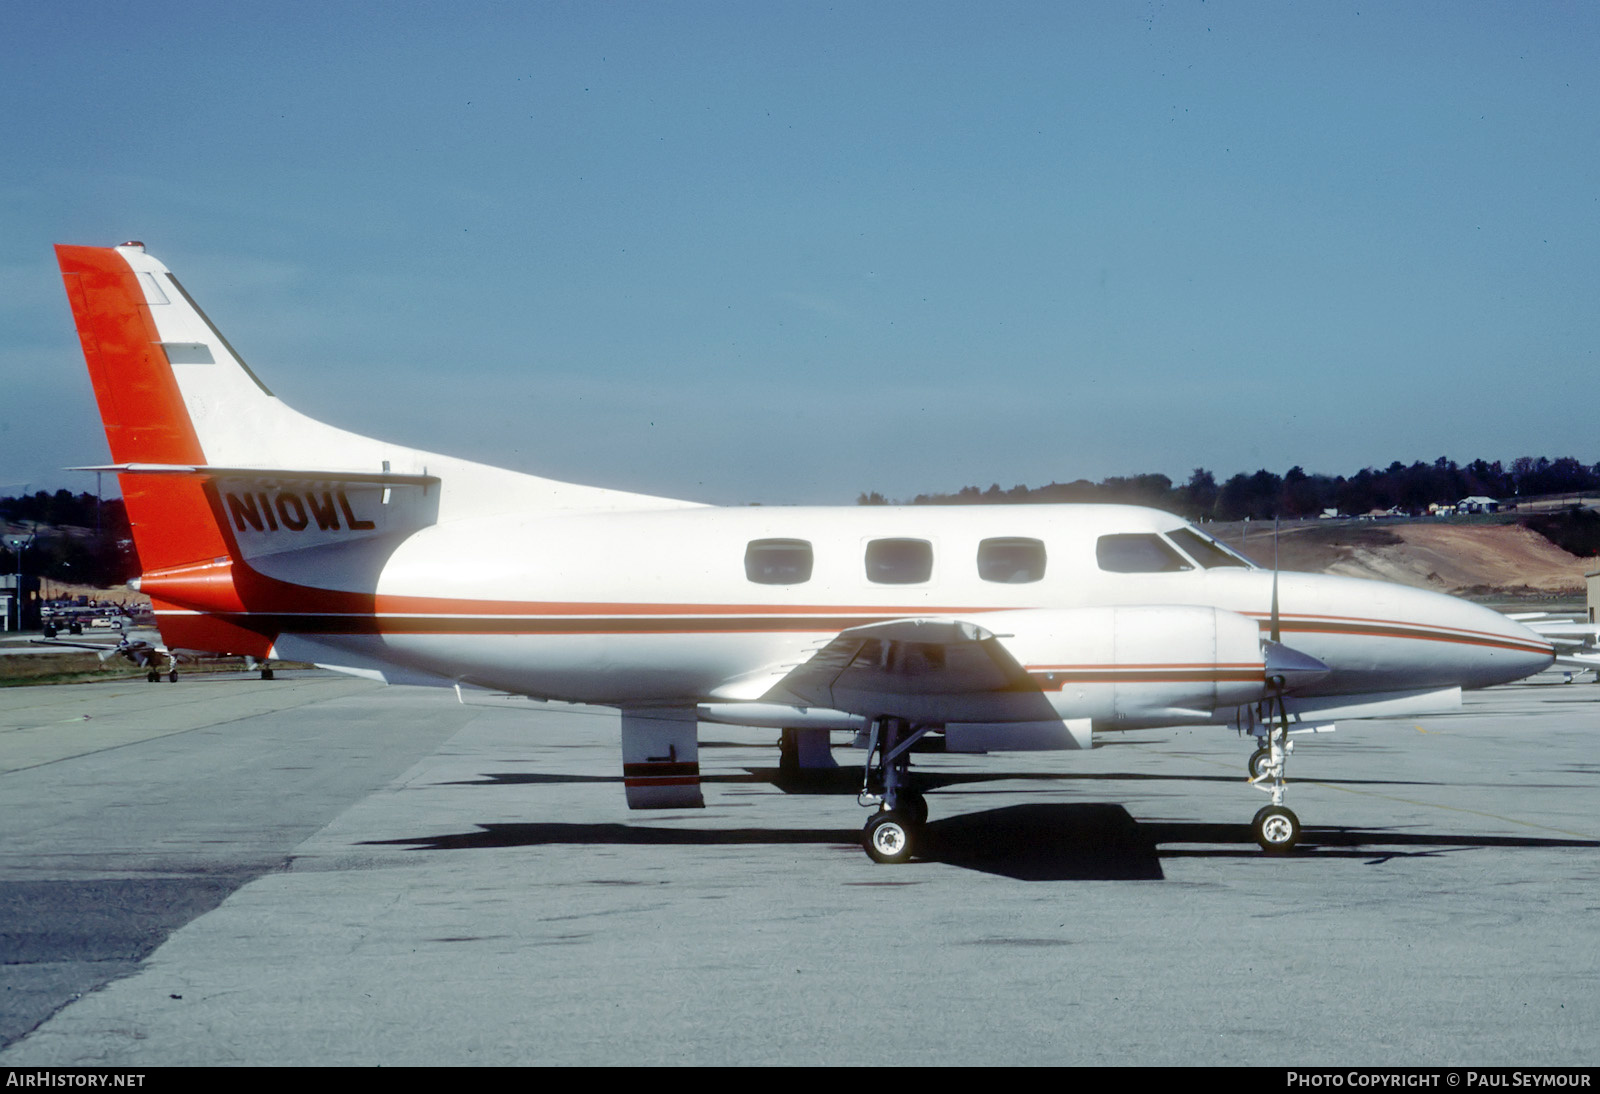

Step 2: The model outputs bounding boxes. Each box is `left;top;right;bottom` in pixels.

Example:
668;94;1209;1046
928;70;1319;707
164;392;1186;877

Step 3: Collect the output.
745;539;814;585
977;537;1047;583
865;538;933;584
1095;533;1192;573
1168;527;1253;569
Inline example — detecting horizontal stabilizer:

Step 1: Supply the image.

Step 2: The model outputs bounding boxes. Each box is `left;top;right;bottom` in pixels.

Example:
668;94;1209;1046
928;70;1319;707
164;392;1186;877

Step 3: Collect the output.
71;463;441;487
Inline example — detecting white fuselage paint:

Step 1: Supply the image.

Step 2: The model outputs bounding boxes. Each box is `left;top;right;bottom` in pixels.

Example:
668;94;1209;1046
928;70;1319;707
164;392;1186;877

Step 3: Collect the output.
258;503;1552;719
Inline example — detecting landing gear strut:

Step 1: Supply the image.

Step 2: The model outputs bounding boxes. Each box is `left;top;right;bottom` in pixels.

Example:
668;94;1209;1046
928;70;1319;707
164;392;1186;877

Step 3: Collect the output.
858;717;931;863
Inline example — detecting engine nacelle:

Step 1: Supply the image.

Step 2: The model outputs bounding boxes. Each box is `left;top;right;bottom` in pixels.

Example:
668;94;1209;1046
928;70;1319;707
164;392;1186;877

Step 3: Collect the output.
981;605;1271;730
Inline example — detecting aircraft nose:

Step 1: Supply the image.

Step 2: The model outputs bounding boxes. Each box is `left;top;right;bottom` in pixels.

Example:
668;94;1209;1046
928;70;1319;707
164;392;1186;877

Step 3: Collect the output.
1463;604;1556;687
1272;573;1554;692
1387;584;1554;689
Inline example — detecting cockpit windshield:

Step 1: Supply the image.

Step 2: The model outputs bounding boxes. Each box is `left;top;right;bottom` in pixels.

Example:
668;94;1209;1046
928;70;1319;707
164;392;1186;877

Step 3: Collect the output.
1096;533;1192;573
1167;526;1255;569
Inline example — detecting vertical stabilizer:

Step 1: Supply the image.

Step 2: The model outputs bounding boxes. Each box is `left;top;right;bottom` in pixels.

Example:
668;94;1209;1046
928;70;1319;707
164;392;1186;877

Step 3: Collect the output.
57;243;270;655
57;243;231;573
56;241;696;658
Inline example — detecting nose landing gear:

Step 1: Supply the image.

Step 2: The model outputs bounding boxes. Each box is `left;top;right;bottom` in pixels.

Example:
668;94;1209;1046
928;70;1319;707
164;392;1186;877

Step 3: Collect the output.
1246;703;1301;853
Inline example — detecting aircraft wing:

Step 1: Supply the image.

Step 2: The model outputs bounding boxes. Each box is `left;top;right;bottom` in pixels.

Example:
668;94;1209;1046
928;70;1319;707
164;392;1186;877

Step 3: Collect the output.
711;604;1348;750
1522;621;1600;642
31;638;128;654
31;638;166;670
1511;616;1600;670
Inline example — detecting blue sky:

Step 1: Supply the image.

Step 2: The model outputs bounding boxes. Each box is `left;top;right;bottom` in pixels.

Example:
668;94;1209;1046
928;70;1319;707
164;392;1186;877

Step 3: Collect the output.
3;2;1596;504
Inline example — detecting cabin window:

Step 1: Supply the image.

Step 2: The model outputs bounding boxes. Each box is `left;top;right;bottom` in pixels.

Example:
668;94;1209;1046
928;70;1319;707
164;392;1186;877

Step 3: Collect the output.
977;537;1047;583
1095;533;1192;573
1168;527;1252;569
745;539;814;585
865;538;933;584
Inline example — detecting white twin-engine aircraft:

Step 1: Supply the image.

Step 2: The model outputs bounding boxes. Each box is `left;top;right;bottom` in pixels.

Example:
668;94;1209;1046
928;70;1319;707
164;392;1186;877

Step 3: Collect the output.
56;242;1554;862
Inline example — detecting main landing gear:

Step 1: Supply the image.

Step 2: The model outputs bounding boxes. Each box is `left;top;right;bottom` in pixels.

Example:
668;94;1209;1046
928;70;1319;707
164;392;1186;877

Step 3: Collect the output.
858;717;931;864
144;652;181;684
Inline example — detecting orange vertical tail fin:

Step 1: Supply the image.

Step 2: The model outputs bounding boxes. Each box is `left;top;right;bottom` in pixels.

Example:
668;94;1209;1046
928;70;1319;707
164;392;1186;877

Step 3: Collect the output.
56;243;268;655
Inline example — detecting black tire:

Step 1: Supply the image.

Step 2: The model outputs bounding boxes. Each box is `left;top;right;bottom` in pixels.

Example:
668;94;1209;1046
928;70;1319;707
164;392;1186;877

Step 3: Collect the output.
898;789;929;827
260;668;274;680
1252;805;1301;854
1248;747;1271;779
167;671;179;683
146;670;159;683
863;812;915;864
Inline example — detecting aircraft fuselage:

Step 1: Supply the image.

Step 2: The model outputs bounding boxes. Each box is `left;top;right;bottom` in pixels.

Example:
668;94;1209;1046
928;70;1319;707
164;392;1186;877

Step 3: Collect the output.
210;501;1554;715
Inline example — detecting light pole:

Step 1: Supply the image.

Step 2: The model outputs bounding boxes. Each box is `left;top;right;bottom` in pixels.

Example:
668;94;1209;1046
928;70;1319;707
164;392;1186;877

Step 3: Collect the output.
3;534;34;633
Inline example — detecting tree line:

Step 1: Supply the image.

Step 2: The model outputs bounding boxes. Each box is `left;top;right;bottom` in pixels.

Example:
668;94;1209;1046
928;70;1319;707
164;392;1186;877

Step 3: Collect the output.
0;491;136;587
858;456;1600;522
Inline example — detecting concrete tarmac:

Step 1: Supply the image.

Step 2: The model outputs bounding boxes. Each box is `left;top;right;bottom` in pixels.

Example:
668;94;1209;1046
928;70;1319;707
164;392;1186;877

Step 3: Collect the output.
0;671;1595;1066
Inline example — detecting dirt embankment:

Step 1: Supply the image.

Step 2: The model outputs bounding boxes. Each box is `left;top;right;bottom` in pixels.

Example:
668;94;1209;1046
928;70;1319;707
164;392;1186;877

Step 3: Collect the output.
1216;521;1591;597
38;578;148;607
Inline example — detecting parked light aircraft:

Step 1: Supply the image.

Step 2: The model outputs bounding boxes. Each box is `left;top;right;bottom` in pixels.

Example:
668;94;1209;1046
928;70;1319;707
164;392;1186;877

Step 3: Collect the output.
34;613;278;681
35;614;181;680
55;242;1555;862
1509;613;1600;682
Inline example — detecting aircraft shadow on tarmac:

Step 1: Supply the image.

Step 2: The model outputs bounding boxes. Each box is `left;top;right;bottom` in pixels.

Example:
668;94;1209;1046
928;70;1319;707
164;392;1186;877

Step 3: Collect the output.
362;803;1599;883
452;764;1468;794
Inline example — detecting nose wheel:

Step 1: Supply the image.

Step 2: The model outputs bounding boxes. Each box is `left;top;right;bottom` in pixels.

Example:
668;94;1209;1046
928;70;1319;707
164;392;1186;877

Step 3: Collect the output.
1252;804;1301;853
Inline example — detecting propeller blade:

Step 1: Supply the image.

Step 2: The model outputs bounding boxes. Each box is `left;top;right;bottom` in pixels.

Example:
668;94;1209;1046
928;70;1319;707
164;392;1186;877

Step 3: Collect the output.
1270;517;1281;644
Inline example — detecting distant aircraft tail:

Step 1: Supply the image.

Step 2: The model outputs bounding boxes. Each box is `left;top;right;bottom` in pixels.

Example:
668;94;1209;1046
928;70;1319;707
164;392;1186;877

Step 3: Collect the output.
56;242;689;657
